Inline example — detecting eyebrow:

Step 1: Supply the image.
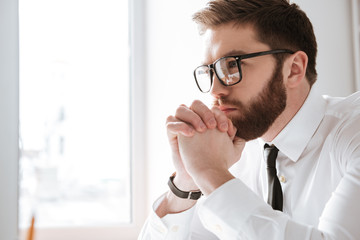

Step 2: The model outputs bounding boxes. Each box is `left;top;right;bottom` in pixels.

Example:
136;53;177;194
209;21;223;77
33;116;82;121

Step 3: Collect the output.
201;49;248;66
222;49;248;56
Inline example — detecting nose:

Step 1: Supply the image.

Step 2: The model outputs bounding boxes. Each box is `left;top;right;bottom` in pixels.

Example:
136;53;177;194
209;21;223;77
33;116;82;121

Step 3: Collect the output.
210;73;229;99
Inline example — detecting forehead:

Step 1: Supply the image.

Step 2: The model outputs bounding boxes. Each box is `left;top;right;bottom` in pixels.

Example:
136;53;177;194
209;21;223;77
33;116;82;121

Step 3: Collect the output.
201;23;270;64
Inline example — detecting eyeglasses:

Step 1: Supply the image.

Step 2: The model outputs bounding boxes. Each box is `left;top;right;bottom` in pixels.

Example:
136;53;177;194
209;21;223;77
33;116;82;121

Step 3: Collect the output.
193;49;294;93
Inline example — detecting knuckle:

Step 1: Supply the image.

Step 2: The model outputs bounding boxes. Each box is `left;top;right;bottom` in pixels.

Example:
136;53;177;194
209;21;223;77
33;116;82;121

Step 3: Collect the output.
166;115;175;124
212;107;226;119
166;121;180;133
203;110;215;121
218;113;228;122
190;99;203;109
191;99;202;105
190;100;213;119
211;106;221;114
175;106;186;117
211;105;220;110
193;118;204;127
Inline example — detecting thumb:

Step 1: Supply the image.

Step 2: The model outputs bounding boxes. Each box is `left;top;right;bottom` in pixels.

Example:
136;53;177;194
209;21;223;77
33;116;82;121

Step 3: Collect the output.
227;119;237;140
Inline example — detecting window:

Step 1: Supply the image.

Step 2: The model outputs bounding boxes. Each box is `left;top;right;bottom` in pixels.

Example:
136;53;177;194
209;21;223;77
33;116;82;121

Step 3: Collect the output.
18;0;145;239
352;0;360;90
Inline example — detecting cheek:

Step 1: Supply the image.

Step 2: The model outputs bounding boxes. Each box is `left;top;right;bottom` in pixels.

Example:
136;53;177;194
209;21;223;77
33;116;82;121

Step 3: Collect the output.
244;62;274;83
232;64;271;101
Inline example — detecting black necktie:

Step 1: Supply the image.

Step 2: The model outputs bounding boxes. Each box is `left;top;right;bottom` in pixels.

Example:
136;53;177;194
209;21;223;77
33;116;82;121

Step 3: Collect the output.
264;144;283;211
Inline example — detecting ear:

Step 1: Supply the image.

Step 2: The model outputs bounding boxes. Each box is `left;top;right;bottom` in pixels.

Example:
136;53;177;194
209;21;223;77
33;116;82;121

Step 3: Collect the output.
283;51;308;88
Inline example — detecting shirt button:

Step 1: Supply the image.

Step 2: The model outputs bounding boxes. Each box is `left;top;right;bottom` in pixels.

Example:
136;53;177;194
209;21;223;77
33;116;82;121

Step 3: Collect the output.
214;224;222;232
171;225;179;232
279;175;286;183
155;223;166;233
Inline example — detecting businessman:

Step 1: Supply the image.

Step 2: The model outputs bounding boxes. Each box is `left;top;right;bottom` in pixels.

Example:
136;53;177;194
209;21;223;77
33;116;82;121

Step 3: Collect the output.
139;0;360;239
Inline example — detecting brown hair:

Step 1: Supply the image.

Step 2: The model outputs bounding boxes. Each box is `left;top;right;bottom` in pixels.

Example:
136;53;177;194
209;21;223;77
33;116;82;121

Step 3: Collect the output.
193;0;318;86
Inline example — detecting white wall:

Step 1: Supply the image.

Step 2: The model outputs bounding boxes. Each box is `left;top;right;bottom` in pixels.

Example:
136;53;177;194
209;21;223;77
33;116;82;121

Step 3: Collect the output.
294;0;355;96
145;0;209;207
144;0;357;209
0;0;19;240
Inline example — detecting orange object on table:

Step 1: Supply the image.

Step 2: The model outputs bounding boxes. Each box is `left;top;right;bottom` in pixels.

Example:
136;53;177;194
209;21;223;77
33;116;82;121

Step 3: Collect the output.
26;216;35;240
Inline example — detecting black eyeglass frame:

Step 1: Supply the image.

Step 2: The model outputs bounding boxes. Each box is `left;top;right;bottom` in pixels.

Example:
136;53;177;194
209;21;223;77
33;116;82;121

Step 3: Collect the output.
194;49;294;93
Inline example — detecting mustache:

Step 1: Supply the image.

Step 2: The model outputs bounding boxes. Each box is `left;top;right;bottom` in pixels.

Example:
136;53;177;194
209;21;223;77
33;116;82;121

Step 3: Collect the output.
212;96;245;109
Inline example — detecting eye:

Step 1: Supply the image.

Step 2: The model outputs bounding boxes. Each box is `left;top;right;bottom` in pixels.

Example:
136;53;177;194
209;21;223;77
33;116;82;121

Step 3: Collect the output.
227;60;237;69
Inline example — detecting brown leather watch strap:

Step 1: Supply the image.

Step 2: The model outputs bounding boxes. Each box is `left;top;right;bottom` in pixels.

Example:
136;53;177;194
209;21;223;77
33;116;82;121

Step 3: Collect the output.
167;173;202;200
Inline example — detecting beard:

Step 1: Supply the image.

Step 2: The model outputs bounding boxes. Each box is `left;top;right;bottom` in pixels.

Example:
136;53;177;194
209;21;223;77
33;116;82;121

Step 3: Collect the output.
215;61;287;141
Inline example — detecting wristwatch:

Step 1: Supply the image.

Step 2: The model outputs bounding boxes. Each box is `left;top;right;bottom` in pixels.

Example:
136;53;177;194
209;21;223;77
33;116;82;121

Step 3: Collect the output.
167;172;202;200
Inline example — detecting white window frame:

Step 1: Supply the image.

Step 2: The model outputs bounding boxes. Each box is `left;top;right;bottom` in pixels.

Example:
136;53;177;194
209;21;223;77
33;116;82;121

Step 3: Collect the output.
0;0;147;239
352;0;360;90
0;0;19;239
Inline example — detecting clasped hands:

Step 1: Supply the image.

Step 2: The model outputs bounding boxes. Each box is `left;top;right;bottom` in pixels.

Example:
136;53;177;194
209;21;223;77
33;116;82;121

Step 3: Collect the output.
166;100;245;196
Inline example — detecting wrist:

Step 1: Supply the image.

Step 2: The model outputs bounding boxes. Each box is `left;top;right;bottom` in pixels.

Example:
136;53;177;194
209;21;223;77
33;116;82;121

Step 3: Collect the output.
193;169;235;196
168;172;202;200
155;173;199;217
173;172;199;191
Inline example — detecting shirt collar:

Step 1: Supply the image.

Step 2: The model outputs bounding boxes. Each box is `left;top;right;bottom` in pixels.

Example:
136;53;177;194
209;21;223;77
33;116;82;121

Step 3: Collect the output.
260;85;327;162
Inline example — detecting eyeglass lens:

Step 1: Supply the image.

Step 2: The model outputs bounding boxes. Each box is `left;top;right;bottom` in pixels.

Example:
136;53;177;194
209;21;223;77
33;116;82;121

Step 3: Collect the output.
195;56;241;92
214;57;240;85
195;66;213;93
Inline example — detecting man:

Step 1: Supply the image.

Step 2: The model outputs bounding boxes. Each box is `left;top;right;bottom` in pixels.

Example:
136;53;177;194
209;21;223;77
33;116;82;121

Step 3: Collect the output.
139;0;360;239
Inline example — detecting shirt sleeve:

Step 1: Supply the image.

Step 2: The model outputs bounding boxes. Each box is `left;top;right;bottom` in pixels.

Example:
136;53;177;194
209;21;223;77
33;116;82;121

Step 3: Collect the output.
198;116;360;240
317;115;360;239
198;179;325;239
138;193;197;240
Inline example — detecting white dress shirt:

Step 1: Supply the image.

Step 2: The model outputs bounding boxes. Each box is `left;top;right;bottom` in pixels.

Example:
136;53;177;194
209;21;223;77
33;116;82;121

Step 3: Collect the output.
139;86;360;239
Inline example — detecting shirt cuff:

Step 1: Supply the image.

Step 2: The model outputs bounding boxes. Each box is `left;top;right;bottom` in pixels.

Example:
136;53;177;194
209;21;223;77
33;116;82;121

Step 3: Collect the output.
197;178;268;238
145;192;197;239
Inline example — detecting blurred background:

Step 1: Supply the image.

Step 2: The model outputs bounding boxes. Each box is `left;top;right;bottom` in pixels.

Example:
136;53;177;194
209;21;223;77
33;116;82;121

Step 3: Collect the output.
0;0;359;239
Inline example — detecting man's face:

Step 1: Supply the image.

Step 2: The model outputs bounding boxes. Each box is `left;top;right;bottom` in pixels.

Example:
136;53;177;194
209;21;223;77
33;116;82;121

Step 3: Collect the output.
215;61;286;141
202;23;287;141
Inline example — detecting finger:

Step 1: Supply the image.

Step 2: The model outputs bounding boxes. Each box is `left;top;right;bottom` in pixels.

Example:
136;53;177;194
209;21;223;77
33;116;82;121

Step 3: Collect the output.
166;115;195;137
189;100;217;128
175;105;207;132
211;106;229;132
227;119;237;139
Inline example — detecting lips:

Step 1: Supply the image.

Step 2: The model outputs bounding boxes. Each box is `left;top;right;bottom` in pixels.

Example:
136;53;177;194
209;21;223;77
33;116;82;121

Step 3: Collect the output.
219;105;237;114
